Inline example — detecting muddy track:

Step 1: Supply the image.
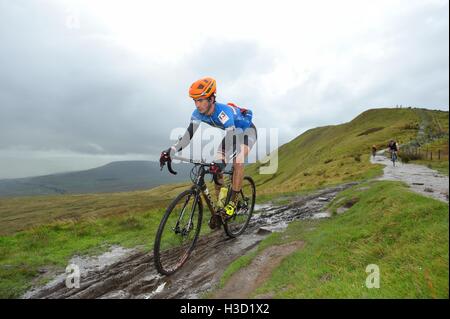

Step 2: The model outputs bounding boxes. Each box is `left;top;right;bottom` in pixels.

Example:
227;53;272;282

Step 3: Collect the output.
24;182;357;299
371;152;449;203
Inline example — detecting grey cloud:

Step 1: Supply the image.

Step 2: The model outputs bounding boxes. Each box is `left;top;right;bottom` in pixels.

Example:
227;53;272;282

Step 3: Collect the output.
0;1;278;178
187;38;276;84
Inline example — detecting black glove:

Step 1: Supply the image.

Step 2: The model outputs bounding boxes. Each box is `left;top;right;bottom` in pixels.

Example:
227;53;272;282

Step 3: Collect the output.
209;161;226;175
160;147;174;167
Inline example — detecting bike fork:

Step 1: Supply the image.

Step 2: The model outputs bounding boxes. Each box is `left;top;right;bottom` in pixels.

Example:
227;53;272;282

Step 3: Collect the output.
174;192;199;233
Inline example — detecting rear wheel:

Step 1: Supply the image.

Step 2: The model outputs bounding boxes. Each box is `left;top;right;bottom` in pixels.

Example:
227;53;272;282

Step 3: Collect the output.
223;176;256;238
154;189;202;275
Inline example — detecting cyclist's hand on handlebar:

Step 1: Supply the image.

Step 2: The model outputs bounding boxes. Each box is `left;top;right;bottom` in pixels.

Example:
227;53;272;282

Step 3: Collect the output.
209;161;226;175
160;147;175;167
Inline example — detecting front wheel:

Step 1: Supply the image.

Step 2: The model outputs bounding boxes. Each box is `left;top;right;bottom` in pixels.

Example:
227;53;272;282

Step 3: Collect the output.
154;189;203;275
392;152;397;166
223;176;256;238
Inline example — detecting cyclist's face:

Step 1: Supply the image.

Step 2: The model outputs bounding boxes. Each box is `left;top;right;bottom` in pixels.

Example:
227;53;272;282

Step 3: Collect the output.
194;98;211;114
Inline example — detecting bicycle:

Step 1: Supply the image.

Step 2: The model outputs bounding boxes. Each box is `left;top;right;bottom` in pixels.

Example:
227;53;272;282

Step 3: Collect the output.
154;155;256;276
390;150;398;167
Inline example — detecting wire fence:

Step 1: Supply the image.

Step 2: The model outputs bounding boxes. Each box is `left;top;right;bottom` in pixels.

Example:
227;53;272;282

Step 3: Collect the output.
400;146;449;161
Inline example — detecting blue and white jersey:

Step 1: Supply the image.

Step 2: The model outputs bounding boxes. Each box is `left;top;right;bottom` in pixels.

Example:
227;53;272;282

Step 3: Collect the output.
191;102;253;132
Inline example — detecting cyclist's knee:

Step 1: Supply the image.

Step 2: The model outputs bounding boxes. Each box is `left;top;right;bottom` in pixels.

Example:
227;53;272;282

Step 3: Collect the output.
234;145;250;165
215;150;226;163
233;161;244;171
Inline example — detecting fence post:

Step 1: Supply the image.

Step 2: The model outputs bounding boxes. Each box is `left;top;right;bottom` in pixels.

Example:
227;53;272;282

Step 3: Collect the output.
438;149;441;160
431;151;433;160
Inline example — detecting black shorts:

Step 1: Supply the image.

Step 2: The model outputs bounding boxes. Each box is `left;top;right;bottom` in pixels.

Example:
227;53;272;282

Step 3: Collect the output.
218;123;257;158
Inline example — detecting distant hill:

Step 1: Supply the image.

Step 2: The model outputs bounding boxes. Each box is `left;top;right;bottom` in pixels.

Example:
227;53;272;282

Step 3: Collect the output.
0;160;192;197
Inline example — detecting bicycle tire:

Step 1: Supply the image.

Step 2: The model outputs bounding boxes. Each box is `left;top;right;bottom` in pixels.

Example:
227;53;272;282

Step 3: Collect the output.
223;176;256;238
154;189;203;275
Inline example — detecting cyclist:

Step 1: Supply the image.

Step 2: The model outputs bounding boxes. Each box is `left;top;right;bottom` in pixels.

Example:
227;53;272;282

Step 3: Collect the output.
371;144;377;158
160;77;257;229
387;139;399;162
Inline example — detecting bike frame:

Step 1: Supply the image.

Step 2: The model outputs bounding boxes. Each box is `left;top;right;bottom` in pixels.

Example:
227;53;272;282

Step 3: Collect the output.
170;155;234;222
192;164;234;219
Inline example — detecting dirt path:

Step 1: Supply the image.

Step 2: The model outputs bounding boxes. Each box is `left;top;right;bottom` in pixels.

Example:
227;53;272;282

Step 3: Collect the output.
371;152;449;203
23;183;357;299
211;241;305;299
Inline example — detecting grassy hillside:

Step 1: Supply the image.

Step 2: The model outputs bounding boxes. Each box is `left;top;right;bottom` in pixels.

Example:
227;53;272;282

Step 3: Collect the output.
0;182;190;236
247;108;448;197
215;181;449;298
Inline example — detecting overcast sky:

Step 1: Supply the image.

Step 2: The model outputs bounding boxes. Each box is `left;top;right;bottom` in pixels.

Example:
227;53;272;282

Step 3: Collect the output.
0;0;448;179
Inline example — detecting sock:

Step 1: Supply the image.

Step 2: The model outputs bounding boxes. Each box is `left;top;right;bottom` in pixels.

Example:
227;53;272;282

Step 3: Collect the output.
214;173;224;200
230;188;240;204
215;184;221;200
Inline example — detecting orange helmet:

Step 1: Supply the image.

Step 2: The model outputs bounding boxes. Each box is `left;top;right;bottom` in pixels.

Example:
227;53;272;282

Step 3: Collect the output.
189;77;216;99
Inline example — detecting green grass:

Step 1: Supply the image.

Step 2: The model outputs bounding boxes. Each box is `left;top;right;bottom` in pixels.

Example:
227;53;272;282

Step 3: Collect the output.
215;181;449;298
0;182;190;235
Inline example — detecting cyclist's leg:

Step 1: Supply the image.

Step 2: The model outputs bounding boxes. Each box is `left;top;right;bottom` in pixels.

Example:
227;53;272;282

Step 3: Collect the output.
207;147;226;229
214;150;225;198
230;125;257;203
231;144;249;195
214;141;227;200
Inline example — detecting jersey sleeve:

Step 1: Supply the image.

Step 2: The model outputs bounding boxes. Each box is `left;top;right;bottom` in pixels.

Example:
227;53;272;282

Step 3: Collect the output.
190;109;202;125
172;121;200;153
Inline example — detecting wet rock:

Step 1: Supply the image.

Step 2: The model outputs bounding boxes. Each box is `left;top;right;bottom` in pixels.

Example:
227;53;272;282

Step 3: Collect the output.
310;212;331;219
320;273;333;282
256;228;273;235
337;207;349;214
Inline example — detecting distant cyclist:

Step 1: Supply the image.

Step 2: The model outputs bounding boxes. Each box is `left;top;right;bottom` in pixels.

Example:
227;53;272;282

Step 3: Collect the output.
388;139;398;152
371;144;377;159
387;139;399;165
